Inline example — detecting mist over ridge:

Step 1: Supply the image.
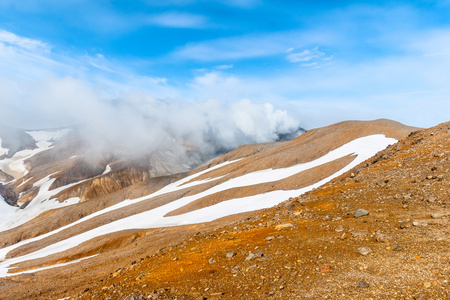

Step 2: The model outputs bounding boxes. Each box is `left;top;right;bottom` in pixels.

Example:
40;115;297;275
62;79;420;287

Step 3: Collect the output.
1;76;302;161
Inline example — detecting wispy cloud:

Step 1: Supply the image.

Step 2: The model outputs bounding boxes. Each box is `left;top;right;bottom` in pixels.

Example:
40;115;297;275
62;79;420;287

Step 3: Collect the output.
147;12;208;28
0;30;49;51
286;47;324;63
286;47;332;67
170;27;339;62
215;64;233;70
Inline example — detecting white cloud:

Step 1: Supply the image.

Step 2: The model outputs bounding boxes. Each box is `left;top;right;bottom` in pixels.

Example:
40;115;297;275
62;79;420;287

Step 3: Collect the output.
286;47;324;62
0;30;49;51
0;30;300;156
147;12;208;28
216;64;233;70
171;30;337;61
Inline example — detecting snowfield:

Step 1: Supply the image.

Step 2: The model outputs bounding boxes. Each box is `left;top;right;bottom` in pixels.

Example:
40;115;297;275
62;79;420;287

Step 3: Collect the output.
0;134;396;277
0;129;70;180
0;175;81;232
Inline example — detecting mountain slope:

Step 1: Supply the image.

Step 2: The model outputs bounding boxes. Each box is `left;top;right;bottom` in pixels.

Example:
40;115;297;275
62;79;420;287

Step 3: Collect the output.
71;121;450;300
0;119;420;299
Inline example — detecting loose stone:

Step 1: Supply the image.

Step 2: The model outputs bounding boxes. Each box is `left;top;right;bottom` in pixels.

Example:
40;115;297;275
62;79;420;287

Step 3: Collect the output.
354;209;369;218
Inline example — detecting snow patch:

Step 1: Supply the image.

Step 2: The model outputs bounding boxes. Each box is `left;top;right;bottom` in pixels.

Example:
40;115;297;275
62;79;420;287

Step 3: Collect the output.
102;164;111;175
0;175;82;232
0;138;9;157
2;255;97;278
0;129;70;180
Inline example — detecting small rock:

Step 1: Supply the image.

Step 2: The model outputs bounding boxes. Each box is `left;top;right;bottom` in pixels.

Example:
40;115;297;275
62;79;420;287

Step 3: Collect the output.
431;212;445;219
226;251;236;259
208;258;217;264
245;252;255;261
375;231;393;243
427;197;436;203
255;251;264;257
266;236;275;241
392;244;404;251
413;220;428;227
399;220;410;229
424;282;432;288
414;293;427;300
335;225;345;232
275;223;294;230
358;247;372;256
354;209;369;218
358;281;369;288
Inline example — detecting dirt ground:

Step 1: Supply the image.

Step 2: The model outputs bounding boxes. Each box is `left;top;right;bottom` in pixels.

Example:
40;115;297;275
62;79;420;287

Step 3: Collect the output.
1;120;447;300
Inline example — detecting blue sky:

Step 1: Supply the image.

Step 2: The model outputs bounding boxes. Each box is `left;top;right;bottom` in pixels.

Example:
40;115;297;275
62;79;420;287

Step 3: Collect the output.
0;0;450;130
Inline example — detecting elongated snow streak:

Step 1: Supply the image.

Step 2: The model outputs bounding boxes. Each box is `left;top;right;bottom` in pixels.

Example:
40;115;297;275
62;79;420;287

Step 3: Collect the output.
3;255;97;277
0;175;82;231
0;135;395;277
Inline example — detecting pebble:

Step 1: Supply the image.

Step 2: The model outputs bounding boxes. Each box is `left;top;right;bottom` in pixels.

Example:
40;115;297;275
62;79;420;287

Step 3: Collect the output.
392;244;404;251
358;247;372;256
335;225;345;232
358;281;369;288
266;236;275;241
412;220;428;227
399;221;410;229
208;258;216;264
427;197;436;203
275;223;294;230
226;252;236;259
375;232;392;243
431;212;445;219
245;252;255;261
354;209;369;218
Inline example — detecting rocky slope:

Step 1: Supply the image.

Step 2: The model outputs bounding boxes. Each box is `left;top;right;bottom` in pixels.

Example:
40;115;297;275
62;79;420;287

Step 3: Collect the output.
68;121;449;300
0;119;425;299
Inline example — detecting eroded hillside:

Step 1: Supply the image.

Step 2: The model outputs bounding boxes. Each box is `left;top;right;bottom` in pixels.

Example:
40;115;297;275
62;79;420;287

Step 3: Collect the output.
0;119;431;299
65;121;450;300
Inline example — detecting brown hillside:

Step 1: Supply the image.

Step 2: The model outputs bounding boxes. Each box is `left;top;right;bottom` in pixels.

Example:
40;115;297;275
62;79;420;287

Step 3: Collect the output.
61;120;448;300
0;119;428;300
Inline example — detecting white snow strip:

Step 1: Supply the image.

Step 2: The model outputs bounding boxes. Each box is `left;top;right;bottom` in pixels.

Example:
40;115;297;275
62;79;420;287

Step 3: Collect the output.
17;177;33;188
0;194;17;222
0;175;82;232
102;164;111;175
0;137;8;157
0;135;396;278
0;159;244;276
25;129;70;148
2;255;97;278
